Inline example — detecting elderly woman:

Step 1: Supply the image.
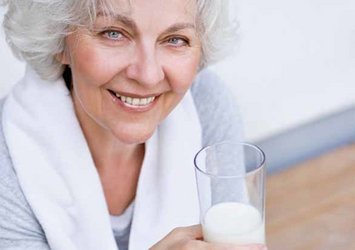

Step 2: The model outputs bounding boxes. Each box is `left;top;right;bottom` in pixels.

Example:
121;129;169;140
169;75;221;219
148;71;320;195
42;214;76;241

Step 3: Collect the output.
0;0;266;249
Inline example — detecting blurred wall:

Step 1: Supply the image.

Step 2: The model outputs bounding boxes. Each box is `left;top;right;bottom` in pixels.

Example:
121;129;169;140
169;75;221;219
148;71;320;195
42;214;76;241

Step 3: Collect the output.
1;1;355;143
211;0;355;141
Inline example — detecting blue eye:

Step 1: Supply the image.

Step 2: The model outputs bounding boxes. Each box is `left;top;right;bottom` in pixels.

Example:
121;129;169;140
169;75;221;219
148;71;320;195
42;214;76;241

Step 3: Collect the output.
103;30;124;40
168;37;188;47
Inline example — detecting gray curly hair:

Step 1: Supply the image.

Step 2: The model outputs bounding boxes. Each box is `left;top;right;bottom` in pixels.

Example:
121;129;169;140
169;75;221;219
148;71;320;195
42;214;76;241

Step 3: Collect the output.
2;0;236;80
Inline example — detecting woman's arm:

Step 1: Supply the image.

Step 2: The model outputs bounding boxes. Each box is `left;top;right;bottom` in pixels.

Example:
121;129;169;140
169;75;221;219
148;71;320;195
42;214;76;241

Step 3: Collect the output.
0;101;50;250
0;156;50;250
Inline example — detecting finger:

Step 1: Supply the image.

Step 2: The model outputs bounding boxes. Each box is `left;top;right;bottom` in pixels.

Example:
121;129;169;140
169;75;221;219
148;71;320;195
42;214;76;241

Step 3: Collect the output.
169;224;203;240
200;242;266;250
233;244;265;250
213;243;267;250
184;224;203;239
177;226;267;250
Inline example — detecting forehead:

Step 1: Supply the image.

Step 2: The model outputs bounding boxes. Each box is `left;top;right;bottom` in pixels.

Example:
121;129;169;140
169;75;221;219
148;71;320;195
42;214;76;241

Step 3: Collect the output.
98;0;197;24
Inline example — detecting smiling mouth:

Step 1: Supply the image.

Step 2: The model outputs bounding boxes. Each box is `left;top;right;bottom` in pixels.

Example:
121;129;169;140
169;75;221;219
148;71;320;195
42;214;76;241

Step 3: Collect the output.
108;90;157;107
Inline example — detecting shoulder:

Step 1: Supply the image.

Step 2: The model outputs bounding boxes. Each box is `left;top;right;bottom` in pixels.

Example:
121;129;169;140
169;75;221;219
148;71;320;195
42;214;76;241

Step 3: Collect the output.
191;69;228;100
191;69;244;146
0;99;49;249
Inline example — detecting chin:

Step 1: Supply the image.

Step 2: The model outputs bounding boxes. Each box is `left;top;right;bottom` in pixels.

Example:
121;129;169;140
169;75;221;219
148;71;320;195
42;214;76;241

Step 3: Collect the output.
112;127;156;145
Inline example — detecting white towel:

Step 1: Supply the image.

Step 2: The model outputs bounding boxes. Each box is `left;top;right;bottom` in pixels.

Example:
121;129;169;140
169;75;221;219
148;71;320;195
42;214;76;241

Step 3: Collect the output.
2;66;202;250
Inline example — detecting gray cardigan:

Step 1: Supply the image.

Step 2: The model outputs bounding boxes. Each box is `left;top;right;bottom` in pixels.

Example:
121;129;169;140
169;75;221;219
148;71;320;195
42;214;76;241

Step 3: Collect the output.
0;71;243;249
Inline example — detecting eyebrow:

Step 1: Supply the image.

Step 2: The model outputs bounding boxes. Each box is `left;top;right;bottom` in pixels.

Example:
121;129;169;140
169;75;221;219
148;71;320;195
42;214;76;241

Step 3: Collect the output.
97;11;138;31
96;11;196;34
164;23;196;34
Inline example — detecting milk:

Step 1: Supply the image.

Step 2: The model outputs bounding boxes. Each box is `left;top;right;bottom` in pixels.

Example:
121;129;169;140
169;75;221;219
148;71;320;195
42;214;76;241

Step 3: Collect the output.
203;202;265;244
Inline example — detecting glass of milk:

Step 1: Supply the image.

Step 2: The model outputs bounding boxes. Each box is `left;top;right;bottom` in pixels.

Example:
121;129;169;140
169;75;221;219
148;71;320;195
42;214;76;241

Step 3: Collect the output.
194;142;266;245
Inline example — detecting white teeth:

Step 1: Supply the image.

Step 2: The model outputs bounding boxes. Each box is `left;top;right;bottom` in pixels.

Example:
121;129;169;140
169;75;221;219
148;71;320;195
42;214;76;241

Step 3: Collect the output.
132;98;139;105
140;98;147;105
113;91;155;106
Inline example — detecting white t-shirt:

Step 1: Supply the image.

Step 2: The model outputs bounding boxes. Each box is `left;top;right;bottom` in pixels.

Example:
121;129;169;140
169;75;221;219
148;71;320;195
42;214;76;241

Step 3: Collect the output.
110;202;134;250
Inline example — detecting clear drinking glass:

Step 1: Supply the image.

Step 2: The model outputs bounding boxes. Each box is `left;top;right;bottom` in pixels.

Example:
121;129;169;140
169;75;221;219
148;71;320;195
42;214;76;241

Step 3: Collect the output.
194;141;266;245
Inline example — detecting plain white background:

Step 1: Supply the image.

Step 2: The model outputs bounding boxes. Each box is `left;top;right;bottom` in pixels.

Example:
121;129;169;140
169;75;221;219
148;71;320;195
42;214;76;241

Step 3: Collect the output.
1;0;355;141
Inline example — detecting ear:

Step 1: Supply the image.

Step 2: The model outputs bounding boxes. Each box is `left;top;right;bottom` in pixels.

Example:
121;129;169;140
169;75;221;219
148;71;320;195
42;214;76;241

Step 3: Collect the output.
56;49;70;65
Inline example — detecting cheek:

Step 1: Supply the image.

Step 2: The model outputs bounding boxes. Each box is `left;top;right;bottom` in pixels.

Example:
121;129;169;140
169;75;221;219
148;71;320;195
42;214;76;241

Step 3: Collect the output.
164;51;201;93
69;44;124;86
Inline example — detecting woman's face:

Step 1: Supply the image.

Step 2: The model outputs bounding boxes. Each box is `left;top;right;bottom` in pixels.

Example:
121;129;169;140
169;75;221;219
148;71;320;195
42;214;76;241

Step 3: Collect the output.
61;0;201;145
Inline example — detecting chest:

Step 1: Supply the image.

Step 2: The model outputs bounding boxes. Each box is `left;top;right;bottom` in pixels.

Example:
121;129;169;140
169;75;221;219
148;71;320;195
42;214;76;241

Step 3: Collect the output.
99;166;141;215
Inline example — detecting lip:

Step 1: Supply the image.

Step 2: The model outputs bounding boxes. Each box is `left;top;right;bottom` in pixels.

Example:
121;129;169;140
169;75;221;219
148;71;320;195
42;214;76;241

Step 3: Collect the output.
107;90;159;112
109;89;161;99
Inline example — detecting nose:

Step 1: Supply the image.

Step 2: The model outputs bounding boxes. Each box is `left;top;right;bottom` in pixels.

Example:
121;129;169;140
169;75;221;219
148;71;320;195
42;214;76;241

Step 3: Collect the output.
125;43;164;87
